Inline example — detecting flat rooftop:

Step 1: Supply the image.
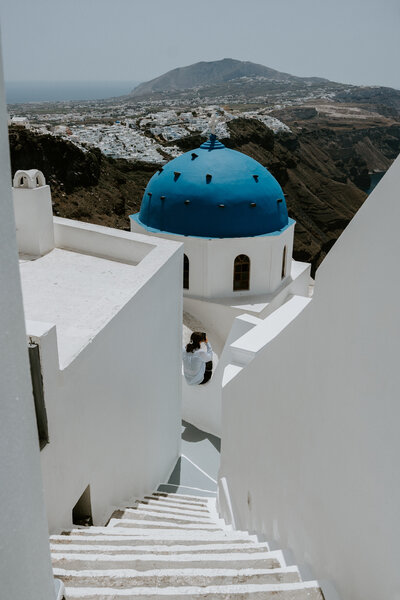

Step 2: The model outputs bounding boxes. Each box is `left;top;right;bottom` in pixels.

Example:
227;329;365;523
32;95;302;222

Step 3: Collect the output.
20;248;141;368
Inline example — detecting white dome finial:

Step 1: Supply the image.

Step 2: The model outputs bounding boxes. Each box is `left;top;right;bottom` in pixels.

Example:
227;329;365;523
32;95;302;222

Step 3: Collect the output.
209;113;217;136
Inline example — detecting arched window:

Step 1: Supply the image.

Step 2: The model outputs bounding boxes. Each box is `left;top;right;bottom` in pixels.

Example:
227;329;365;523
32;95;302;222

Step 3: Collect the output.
281;246;287;279
183;254;189;289
233;255;250;291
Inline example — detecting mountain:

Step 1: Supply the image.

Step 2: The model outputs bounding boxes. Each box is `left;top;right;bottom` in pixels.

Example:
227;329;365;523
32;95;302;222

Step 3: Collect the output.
131;58;330;97
129;59;400;121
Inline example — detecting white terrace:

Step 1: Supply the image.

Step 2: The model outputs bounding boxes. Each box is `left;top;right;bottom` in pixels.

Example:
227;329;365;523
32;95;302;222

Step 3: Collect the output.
12;169;183;534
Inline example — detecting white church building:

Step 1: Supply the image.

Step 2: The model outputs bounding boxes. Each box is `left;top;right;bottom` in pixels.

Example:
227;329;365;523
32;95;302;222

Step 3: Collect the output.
1;43;400;600
131;132;310;434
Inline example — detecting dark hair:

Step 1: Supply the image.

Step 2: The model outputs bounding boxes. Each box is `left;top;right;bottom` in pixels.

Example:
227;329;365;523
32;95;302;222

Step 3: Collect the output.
186;331;206;353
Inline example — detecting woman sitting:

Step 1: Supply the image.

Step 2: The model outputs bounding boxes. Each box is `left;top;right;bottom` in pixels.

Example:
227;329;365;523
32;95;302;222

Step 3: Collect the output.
182;332;213;385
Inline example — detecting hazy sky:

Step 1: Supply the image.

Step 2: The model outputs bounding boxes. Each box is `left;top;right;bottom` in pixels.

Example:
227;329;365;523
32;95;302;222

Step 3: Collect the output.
0;0;399;89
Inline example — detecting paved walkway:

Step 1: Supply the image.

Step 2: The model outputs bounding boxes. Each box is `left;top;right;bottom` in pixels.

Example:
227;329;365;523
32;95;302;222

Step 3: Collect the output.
158;421;220;497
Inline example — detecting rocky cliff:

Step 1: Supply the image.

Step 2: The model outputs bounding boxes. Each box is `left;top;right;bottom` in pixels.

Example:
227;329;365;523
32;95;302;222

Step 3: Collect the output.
8;121;399;274
9;126;152;230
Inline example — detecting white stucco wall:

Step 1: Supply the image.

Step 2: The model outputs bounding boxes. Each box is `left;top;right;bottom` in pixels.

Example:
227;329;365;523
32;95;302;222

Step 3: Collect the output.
183;257;310;350
182;260;310;437
22;219;183;532
219;156;400;600
0;41;54;600
131;218;294;298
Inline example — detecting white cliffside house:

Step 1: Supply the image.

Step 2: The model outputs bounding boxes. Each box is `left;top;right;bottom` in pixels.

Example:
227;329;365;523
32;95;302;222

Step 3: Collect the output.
13;168;183;533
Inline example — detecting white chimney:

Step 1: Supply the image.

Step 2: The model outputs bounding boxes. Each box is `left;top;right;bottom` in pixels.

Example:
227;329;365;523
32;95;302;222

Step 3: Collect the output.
12;169;55;257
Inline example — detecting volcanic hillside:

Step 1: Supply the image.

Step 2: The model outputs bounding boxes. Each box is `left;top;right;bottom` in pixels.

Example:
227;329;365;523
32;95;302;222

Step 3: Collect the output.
130;58;400;118
8;120;400;273
131;58;329;97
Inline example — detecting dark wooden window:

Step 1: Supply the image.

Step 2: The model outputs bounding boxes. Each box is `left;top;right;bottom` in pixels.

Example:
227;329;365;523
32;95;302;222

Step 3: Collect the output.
183;254;189;289
281;246;287;279
28;343;49;450
233;254;250;291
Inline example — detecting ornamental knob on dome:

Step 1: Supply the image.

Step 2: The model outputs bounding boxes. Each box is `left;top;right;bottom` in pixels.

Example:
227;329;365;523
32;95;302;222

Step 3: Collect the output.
136;135;288;238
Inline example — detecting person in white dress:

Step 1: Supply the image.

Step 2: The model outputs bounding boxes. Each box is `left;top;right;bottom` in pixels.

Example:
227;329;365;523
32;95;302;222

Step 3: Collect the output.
182;331;213;385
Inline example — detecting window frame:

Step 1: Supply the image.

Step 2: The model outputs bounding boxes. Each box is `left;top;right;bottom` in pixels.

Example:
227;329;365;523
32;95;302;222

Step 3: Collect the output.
233;254;250;292
183;254;189;290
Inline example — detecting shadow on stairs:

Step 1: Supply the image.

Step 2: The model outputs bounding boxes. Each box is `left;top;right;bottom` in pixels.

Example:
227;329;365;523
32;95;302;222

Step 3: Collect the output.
158;420;220;498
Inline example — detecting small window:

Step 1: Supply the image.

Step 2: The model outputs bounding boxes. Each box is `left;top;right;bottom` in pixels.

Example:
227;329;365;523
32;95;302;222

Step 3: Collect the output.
233;254;250;291
183;254;189;289
281;246;287;279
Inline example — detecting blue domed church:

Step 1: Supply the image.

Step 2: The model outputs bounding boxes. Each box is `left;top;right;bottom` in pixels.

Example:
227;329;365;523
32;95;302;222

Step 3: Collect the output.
131;129;310;423
131;133;310;318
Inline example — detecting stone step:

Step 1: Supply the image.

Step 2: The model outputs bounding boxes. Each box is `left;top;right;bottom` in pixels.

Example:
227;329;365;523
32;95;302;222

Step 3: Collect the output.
142;497;211;512
51;532;258;546
54;566;301;588
57;527;258;543
63;581;323;599
134;501;211;517
106;518;223;532
51;550;284;571
50;541;270;555
152;491;214;504
119;508;215;525
146;495;213;510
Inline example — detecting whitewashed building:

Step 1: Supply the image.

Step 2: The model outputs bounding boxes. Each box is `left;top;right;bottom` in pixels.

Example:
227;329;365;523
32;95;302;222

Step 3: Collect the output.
10;115;29;127
218;154;400;600
13;168;183;533
0;59;55;600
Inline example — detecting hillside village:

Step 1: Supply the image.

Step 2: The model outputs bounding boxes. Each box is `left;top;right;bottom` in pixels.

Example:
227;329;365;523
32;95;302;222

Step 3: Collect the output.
9;103;290;162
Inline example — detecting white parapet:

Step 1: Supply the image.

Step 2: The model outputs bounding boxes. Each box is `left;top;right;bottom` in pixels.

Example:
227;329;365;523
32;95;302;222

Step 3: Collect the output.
13;169;55;256
20;218;183;533
219;156;400;600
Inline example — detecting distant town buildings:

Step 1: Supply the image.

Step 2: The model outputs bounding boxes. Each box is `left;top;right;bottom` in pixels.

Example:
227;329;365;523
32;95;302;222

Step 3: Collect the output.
10;115;29;127
8;102;291;163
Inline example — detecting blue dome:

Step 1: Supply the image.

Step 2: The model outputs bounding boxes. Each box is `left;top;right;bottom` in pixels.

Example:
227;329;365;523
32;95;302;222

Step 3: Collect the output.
133;135;289;238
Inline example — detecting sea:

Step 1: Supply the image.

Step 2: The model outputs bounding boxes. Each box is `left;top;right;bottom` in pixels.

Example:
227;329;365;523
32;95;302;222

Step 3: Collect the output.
5;81;141;104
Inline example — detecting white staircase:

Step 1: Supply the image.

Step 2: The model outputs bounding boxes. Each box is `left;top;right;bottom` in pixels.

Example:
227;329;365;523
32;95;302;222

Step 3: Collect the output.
50;491;324;599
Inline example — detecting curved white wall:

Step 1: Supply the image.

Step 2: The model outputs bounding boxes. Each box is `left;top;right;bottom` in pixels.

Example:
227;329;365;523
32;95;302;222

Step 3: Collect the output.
131;218;294;299
219;156;400;600
0;41;54;600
